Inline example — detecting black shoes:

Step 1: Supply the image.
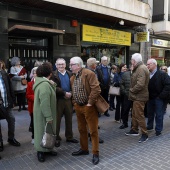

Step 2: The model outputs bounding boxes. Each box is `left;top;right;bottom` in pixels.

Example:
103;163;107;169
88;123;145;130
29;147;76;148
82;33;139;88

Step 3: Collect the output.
8;138;21;146
119;124;128;129
72;149;89;156
92;154;99;165
37;152;45;162
22;107;27;110
55;140;60;147
66;138;79;143
18;108;22;112
0;142;3;152
45;151;57;156
138;134;148;143
104;112;110;117
109;107;113;111
99;138;104;144
147;127;154;131
156;131;161;136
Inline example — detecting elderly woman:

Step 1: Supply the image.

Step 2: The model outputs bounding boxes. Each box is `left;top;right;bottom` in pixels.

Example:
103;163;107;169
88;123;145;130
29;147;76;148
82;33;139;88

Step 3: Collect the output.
10;57;27;112
33;63;57;162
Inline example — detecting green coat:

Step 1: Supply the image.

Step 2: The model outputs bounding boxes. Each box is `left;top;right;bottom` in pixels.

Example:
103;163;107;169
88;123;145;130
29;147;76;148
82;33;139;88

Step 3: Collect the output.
33;77;57;152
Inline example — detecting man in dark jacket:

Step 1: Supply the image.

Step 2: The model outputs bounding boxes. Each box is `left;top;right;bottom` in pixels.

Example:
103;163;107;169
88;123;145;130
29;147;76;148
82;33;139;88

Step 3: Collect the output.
51;58;78;147
96;56;110;117
0;61;20;153
147;58;170;136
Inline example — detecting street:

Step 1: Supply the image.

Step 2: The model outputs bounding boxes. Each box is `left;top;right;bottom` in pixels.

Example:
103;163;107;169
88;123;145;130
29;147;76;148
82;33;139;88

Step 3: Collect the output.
0;105;170;170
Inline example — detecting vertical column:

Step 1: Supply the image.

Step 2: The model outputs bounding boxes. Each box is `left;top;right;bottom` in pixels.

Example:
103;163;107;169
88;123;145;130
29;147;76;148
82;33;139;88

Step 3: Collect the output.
164;0;168;21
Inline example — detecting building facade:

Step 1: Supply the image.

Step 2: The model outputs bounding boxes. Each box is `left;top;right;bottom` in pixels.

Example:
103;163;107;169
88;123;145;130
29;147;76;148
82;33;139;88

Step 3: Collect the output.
0;0;149;71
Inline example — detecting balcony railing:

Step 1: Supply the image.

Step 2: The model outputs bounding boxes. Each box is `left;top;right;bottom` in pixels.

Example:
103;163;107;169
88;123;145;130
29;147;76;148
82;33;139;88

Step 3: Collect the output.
152;14;164;22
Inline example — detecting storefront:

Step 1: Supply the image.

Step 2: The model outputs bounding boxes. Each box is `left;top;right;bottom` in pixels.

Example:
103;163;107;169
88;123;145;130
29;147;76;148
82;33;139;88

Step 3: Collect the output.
80;24;131;65
151;38;170;66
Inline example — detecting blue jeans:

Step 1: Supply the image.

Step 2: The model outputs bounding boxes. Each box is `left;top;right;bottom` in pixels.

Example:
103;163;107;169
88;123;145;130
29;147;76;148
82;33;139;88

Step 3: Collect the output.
147;98;164;132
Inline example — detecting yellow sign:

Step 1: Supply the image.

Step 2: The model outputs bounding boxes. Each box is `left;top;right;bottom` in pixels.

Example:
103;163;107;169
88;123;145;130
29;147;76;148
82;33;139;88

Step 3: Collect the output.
82;24;131;46
135;32;150;42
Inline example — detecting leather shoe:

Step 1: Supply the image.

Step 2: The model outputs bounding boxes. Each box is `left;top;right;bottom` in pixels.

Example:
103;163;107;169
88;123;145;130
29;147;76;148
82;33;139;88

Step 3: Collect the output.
55;140;60;147
0;142;3;152
99;138;104;144
92;154;99;165
104;112;110;117
66;138;79;143
119;124;128;129
72;149;89;156
18;108;22;112
22;107;27;110
109;107;113;111
37;152;45;162
45;151;57;156
8;138;20;146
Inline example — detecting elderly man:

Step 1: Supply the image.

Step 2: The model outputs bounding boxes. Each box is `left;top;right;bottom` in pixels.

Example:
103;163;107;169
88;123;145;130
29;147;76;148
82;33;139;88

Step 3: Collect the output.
51;58;78;147
125;53;149;143
147;59;170;136
70;56;101;165
96;56;110;117
0;60;20;152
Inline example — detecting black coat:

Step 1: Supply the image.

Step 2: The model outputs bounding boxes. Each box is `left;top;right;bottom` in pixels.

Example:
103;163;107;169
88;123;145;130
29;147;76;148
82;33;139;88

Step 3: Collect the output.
148;70;170;101
0;70;15;108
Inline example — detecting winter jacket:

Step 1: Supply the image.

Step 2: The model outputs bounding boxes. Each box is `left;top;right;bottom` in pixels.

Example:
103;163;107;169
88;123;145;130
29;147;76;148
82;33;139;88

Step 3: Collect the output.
129;61;149;102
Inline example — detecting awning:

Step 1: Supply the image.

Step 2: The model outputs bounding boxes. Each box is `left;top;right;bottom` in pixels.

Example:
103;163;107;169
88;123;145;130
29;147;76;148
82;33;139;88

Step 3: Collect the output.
8;25;65;37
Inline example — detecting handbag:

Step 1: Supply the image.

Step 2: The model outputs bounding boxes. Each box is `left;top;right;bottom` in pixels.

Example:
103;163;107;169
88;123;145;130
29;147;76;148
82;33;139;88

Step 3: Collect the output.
21;78;27;85
40;122;56;149
109;86;120;95
95;95;109;113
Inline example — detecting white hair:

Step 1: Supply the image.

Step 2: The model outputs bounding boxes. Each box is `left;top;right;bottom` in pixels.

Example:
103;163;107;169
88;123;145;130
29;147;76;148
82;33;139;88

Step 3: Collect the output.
101;56;108;61
148;58;157;65
131;53;142;63
70;56;84;67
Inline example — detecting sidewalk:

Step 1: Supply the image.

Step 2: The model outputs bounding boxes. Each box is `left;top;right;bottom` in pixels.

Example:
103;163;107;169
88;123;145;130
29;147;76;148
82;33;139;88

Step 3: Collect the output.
1;105;170;170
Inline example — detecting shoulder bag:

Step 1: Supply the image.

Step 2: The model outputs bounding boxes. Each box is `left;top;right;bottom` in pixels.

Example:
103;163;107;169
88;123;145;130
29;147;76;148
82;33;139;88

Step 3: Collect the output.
40;122;56;149
109;86;120;96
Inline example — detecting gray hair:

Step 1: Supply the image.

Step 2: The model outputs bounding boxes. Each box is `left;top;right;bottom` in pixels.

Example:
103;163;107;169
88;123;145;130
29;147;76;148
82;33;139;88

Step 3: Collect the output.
11;56;20;66
131;53;142;63
56;58;66;64
101;56;108;61
70;56;84;67
148;58;157;65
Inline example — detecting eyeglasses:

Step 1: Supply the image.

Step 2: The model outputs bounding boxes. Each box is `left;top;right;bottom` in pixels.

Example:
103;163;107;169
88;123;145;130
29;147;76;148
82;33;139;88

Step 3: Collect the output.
69;63;77;67
147;63;153;66
56;63;65;66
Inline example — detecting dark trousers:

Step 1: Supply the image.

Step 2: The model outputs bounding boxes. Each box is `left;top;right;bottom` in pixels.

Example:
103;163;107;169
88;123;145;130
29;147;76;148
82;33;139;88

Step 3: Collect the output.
74;104;99;155
56;98;73;140
115;95;124;121
0;108;15;141
122;95;132;125
16;92;26;108
109;94;115;109
101;88;109;113
30;114;34;139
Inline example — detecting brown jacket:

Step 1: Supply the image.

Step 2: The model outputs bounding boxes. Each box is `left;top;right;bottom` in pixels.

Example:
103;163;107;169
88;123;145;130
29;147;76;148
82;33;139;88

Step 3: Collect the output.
70;68;101;105
129;61;149;102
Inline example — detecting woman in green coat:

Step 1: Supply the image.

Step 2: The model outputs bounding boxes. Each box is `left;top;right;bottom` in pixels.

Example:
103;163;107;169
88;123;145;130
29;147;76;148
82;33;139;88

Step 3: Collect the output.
33;63;57;162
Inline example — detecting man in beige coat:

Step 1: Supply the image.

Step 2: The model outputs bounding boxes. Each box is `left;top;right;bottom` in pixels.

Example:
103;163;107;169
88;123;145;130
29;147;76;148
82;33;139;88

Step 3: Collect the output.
125;53;149;143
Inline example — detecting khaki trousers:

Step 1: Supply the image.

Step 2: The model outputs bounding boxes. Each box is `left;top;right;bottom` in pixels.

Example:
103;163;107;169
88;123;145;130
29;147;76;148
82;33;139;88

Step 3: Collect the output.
132;101;148;135
74;104;99;155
